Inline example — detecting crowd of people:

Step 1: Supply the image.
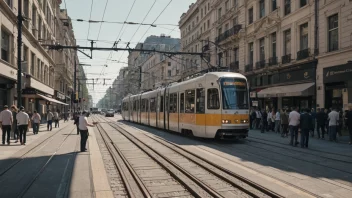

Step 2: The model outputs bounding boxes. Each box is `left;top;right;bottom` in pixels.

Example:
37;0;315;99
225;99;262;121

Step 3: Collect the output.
250;106;352;147
0;105;70;146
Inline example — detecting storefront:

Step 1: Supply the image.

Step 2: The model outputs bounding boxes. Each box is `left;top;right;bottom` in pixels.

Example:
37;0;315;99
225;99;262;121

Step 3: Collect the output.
0;62;17;108
54;90;66;113
323;62;352;110
249;61;317;111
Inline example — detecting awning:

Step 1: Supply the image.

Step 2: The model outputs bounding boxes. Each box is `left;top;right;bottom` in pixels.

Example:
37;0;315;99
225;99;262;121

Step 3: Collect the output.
37;94;69;106
257;82;315;98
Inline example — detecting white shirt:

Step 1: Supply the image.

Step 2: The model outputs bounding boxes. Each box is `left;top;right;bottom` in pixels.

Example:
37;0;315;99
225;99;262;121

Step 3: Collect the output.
289;111;300;126
16;111;30;126
47;112;54;120
256;111;262;119
275;112;281;121
0;109;13;125
267;112;272;122
78;116;89;130
53;112;59;119
328;111;339;126
32;113;41;123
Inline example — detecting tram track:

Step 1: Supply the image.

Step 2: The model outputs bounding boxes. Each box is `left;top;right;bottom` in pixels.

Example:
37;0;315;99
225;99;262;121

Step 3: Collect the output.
95;115;284;198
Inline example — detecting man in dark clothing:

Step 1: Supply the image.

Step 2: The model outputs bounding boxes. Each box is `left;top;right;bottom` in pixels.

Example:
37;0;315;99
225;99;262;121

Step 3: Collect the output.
300;108;313;148
316;108;327;139
74;112;80;135
261;109;268;133
346;105;352;145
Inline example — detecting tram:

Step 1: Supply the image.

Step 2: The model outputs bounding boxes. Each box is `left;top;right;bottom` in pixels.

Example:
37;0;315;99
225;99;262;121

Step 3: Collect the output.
121;72;250;139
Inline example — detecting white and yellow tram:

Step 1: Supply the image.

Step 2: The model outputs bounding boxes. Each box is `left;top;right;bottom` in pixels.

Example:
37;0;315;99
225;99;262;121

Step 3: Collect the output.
121;72;250;139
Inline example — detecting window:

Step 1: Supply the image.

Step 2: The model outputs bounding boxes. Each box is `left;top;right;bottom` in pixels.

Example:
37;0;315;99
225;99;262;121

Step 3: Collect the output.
284;0;291;15
38;17;42;39
225;1;229;11
234;48;239;61
271;32;277;57
201;9;203;18
300;0;307;7
23;45;28;64
218;27;222;36
4;0;12;8
328;14;338;52
180;93;185;113
24;0;29;27
259;0;265;18
221;78;248;109
233;0;238;7
168;62;171;66
248;8;253;24
168;70;171;77
249;43;253;64
196;89;205;114
150;98;156;112
259;38;265;61
218;7;222;19
185;90;195;113
284;29;291;55
37;59;41;78
31;53;35;75
1;30;10;62
233;17;238;25
32;5;37;37
207;89;220;109
300;23;308;50
272;0;277;11
169;93;177;113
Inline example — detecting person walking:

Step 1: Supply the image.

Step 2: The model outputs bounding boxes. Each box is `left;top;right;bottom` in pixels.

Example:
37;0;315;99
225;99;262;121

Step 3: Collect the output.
250;107;256;130
261;109;268;133
16;107;30;145
267;109;272;132
78;111;96;152
289;107;300;146
346;105;352;145
328;108;339;142
281;109;289;137
255;108;262;129
74;113;80;135
11;105;19;142
310;108;316;137
275;109;281;134
31;110;41;134
316;108;326;139
0;105;13;145
54;110;59;128
300;108;313;148
47;110;53;131
64;111;68;122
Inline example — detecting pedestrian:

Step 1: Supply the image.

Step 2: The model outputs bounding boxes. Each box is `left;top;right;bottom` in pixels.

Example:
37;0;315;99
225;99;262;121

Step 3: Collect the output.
31;110;41;134
300;108;313;148
64;111;68;122
346;105;352;145
275;109;281;133
316;108;326;139
267;109;272;132
256;108;262;129
261;109;268;133
10;105;19;142
325;108;330;135
47;110;53;131
310;108;316;137
74;113;80;135
250;107;256;130
271;109;276;132
0;105;13;145
78;111;96;152
337;110;343;137
328;108;339;142
54;110;59;128
280;109;289;137
289;106;300;146
16;107;30;145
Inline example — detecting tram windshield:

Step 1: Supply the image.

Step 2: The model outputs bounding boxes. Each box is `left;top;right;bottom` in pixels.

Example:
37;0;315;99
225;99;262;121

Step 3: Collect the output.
221;78;249;110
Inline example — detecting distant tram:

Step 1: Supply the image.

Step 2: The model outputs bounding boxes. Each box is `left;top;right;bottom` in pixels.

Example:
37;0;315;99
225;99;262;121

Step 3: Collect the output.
122;72;250;139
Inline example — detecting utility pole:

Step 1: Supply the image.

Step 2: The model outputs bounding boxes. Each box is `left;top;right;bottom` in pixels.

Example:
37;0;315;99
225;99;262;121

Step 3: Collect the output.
109;87;112;109
17;0;23;108
73;57;77;113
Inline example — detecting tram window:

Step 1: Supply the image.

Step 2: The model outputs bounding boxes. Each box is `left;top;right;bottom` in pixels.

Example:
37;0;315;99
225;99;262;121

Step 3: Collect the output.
160;96;164;112
145;99;149;112
137;100;140;111
208;88;220;109
180;93;185;113
169;94;174;112
133;100;136;111
141;99;145;112
169;93;178;113
185;90;195;113
196;88;205;114
150;98;156;112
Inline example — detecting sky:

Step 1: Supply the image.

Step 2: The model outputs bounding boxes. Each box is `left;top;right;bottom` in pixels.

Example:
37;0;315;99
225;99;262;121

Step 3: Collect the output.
62;0;196;105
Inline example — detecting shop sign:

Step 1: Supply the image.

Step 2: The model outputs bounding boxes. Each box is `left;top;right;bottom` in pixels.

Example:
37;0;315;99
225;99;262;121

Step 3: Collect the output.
250;91;257;98
22;89;37;95
323;63;352;83
252;101;258;107
55;91;65;100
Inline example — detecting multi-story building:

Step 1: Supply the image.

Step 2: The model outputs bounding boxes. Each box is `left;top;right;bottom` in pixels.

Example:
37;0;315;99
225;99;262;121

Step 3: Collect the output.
316;0;352;110
0;0;79;116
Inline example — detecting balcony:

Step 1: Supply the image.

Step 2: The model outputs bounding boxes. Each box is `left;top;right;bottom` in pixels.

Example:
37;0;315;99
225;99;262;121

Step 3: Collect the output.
215;24;242;43
245;64;253;72
282;54;291;64
268;57;278;66
297;48;310;60
256;60;266;69
229;61;239;72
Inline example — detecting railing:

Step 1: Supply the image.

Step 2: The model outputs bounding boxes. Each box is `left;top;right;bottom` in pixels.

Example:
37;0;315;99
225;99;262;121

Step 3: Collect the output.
215;24;242;43
282;54;291;64
297;48;310;60
245;64;253;72
268;57;278;66
229;61;239;72
256;60;266;69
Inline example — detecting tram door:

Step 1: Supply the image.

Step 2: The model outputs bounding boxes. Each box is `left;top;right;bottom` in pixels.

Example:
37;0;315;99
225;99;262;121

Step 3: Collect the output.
196;88;206;136
165;89;170;130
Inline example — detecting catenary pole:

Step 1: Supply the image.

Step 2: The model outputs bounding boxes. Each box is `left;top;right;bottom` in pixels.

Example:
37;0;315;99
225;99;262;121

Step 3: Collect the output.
17;0;23;108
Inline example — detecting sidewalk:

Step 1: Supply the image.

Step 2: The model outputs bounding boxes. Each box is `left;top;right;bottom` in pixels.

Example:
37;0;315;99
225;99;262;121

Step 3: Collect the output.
248;129;352;157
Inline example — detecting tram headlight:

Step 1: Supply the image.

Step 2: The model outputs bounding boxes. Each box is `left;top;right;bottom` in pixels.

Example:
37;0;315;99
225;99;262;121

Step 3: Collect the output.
241;119;249;123
222;119;231;124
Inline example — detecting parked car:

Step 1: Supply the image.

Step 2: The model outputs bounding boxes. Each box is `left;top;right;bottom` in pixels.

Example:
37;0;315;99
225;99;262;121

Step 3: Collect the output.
105;109;115;117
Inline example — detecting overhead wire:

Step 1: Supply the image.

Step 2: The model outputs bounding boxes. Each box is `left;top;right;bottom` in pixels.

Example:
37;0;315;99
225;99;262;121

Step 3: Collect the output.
96;0;109;41
86;0;94;42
